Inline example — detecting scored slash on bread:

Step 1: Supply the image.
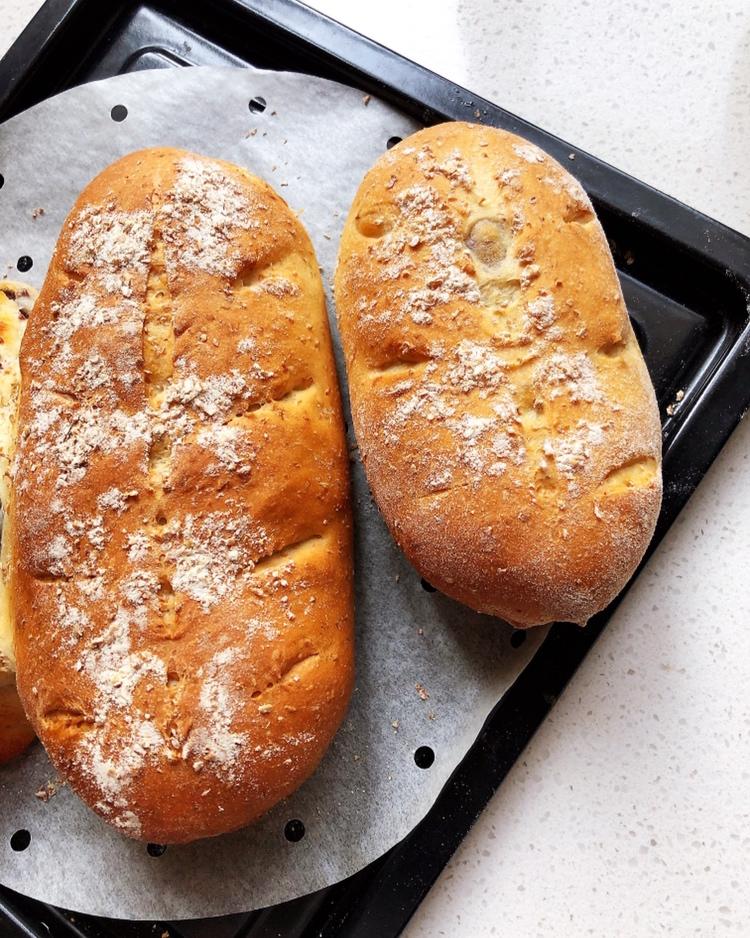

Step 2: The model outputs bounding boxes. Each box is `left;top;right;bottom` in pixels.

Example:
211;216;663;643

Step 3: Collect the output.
10;150;354;843
335;121;662;627
0;281;36;765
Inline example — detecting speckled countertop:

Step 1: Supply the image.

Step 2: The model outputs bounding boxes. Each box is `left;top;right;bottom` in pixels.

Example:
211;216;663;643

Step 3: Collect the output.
2;0;749;934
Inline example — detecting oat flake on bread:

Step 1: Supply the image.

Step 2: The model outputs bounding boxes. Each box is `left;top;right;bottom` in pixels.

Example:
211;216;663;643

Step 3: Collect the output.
10;148;354;843
335;121;662;627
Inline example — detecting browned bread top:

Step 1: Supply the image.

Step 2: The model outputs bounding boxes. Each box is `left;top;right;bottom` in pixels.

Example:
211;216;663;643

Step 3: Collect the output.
335;122;662;626
11;149;354;842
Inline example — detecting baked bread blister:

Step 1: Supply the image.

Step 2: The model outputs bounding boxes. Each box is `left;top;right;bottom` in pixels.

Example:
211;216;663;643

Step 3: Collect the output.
11;150;354;843
335;121;662;627
0;281;36;764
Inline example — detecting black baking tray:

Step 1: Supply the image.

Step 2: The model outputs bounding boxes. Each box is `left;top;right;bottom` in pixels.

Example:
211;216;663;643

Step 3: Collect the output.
1;1;749;935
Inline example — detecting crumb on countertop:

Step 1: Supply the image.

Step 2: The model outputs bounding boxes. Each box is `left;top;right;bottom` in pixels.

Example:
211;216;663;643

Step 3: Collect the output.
666;388;685;416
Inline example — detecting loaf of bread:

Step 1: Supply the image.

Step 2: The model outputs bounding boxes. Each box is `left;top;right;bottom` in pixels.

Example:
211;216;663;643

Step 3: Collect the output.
11;149;354;842
0;282;36;764
335;122;662;627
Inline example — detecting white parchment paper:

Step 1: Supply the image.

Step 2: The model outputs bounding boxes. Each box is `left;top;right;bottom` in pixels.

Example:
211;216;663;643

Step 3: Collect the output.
0;66;548;919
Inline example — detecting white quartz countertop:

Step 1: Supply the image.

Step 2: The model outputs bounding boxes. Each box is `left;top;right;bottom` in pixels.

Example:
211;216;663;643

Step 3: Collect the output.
1;1;749;933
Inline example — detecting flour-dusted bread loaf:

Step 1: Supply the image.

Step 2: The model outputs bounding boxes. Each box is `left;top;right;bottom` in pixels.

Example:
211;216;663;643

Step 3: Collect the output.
11;149;354;842
0;282;36;764
335;122;662;627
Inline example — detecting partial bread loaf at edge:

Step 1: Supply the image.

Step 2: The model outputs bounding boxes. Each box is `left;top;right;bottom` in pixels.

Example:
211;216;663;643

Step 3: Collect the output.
335;121;662;627
0;282;35;764
11;149;354;842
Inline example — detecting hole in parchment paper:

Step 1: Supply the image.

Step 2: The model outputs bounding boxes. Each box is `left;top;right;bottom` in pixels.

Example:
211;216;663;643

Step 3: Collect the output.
146;842;167;857
414;746;435;769
110;105;128;122
10;829;31;851
386;136;402;149
284;819;305;842
420;578;437;593
249;96;267;113
0;173;4;190
16;256;32;273
510;629;527;649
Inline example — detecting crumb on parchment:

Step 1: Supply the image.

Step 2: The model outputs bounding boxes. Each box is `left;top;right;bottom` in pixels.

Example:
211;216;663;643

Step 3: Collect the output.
35;778;63;802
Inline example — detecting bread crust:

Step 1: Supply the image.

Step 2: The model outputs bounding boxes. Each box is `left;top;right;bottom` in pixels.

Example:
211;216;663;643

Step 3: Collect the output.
0;681;34;764
11;149;354;842
335;122;662;626
0;281;35;764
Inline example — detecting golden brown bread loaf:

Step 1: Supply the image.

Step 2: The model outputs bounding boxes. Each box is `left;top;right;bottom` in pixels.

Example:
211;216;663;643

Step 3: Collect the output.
11;149;354;842
335;122;662;627
0;281;36;764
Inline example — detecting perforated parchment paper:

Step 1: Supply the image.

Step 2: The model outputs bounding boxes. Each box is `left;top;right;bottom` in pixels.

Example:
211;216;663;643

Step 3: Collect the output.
0;66;548;919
